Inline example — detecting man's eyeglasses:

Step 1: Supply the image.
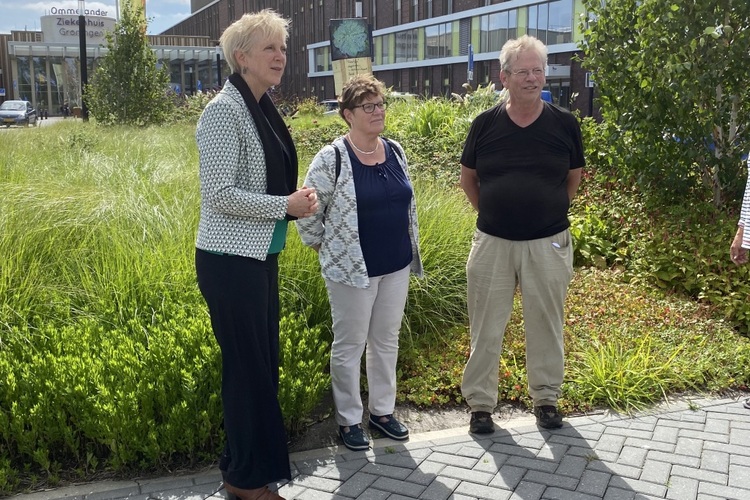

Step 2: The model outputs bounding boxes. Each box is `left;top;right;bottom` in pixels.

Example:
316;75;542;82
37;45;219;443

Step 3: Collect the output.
510;68;545;78
352;102;388;113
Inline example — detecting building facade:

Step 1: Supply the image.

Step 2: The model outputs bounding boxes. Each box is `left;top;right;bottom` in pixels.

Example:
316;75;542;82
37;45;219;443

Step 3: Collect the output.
0;7;221;116
0;0;592;116
163;0;591;114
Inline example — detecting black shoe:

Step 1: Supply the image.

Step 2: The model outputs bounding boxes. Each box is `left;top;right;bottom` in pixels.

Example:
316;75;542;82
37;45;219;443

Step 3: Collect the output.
339;424;370;451
534;405;563;429
369;414;409;440
469;411;495;434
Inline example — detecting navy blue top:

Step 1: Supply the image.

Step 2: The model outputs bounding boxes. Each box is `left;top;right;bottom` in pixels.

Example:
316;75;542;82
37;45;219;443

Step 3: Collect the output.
346;139;413;278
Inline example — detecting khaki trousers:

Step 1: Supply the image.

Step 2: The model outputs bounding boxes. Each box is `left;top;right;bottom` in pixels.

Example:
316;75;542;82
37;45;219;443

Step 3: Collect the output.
461;229;573;412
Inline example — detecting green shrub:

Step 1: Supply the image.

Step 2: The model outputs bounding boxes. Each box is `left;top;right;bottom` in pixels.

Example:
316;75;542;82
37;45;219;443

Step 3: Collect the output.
278;311;331;435
296;97;325;116
0;305;220;492
570;335;682;413
168;91;217;124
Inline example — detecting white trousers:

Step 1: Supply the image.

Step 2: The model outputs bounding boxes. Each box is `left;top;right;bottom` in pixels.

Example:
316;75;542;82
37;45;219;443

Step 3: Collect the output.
325;265;410;427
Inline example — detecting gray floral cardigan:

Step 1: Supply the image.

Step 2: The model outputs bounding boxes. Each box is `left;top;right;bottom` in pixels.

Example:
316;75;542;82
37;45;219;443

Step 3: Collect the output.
296;136;423;288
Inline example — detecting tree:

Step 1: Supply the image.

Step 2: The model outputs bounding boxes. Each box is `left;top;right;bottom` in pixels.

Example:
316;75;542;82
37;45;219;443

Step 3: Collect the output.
581;0;750;207
86;5;172;126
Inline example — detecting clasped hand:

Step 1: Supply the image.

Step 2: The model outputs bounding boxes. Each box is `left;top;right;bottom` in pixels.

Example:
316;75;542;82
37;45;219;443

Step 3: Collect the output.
287;187;318;218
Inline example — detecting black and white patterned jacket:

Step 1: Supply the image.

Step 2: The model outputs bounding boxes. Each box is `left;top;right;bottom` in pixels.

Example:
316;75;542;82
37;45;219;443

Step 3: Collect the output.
195;81;289;260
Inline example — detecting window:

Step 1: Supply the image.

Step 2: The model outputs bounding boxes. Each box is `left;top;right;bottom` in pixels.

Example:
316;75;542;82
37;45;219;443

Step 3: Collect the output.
314;46;331;72
528;5;538;40
548;0;573;44
395;29;418;63
395;0;401;24
475;60;492;86
480;10;517;52
425;22;453;59
411;0;418;22
374;35;392;65
528;0;572;45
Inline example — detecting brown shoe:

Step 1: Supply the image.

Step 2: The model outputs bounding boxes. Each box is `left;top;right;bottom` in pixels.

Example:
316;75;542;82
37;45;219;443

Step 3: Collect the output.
224;482;285;500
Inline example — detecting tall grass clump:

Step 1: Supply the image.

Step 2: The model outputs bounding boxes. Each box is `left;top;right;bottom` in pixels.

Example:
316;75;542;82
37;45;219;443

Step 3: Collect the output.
402;179;475;338
0;123;330;493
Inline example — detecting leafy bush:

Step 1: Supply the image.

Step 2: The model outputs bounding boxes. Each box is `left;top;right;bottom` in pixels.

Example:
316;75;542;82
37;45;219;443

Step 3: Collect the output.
0;305;220;492
295;97;326;116
278;312;330;435
168;91;218;124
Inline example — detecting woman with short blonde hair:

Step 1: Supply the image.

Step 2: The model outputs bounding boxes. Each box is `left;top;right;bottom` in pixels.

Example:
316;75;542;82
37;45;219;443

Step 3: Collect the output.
196;9;317;500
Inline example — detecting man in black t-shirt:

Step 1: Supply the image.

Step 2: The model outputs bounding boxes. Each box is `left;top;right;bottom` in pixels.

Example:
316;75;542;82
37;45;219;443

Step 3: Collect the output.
460;35;584;434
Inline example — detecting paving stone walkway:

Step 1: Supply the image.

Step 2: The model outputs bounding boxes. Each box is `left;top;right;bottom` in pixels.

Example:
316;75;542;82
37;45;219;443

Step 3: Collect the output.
14;396;750;500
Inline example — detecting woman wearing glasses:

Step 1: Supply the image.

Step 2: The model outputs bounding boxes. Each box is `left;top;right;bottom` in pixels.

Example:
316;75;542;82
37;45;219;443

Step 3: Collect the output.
296;74;422;451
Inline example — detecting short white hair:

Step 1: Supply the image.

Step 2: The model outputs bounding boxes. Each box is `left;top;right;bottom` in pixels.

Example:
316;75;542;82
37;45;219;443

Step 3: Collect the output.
499;35;548;74
219;9;290;74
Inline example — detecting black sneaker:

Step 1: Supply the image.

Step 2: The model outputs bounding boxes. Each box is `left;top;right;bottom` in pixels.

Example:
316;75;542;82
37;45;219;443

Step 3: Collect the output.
339;424;369;451
534;405;563;429
369;414;409;440
469;411;495;434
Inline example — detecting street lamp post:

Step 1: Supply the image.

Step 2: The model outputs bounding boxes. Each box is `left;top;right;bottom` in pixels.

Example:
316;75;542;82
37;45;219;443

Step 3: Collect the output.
78;0;89;121
215;47;222;89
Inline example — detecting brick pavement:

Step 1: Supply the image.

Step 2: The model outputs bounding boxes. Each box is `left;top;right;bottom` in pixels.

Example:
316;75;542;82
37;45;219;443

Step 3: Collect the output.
14;397;750;500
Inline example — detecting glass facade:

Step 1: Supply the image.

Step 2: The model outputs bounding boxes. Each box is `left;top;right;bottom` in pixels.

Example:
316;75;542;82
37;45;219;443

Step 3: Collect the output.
528;0;573;45
6;42;220;115
480;11;518;53
364;0;572;66
395;29;418;63
425;22;452;59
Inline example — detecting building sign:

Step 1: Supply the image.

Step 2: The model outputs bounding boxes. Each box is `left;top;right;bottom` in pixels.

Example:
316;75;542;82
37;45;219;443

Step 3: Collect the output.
329;18;373;95
41;13;116;45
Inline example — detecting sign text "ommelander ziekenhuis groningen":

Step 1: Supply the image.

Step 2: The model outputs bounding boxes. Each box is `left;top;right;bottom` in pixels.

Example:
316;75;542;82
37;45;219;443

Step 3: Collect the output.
49;7;110;38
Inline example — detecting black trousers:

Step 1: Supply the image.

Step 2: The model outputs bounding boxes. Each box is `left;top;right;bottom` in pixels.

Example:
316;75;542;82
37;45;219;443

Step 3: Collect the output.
195;249;291;489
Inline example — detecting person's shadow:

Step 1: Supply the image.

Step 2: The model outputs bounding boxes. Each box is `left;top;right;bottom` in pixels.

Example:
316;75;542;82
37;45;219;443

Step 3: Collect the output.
276;415;641;499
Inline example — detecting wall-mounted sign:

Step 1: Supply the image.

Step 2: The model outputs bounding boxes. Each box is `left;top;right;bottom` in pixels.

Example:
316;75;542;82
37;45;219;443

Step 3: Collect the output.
41;14;116;45
329;18;372;61
329;18;373;95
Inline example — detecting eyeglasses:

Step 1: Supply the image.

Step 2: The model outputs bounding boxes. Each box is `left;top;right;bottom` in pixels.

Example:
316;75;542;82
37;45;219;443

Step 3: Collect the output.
510;68;545;78
352;101;387;113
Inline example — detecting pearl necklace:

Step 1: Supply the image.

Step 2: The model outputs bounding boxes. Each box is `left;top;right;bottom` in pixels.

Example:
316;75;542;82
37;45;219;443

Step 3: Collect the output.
347;134;380;155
